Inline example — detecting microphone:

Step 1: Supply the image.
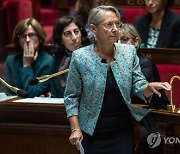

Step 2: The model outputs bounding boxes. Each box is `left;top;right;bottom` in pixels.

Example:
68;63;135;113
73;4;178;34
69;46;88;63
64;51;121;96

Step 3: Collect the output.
29;68;69;85
0;78;28;98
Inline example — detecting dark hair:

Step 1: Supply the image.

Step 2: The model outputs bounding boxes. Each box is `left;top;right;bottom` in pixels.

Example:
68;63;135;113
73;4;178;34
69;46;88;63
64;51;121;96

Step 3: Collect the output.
76;0;109;24
13;18;46;52
52;16;90;58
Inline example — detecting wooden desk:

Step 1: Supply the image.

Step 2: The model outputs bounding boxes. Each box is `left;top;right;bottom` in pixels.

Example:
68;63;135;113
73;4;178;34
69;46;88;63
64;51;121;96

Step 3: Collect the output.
0;100;179;153
0;100;78;154
150;109;180;154
138;48;180;64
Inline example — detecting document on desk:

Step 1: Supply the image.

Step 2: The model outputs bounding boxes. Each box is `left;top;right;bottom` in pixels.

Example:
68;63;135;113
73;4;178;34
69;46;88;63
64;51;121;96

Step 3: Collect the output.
79;142;84;154
0;92;17;102
13;97;64;104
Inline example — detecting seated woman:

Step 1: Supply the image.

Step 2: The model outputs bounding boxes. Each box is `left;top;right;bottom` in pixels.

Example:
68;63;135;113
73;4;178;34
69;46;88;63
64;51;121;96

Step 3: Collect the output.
134;0;180;48
50;16;91;98
1;18;53;97
119;23;169;154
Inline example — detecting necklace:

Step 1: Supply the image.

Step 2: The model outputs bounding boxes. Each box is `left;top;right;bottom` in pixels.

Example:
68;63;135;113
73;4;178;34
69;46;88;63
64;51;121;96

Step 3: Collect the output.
94;44;115;63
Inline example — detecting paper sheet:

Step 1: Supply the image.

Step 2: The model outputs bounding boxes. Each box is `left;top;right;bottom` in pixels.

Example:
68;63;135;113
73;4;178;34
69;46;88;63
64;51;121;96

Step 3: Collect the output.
0;93;17;102
13;97;64;104
79;142;84;154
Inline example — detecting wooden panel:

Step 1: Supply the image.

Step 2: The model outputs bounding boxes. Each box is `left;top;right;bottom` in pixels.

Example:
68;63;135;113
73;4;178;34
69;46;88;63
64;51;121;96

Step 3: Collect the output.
111;0;145;6
138;48;180;64
0;100;180;153
0;101;78;154
150;109;180;154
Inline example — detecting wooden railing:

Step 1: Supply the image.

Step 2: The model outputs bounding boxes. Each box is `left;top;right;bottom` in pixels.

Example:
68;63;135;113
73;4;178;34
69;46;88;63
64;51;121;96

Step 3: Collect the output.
138;48;180;65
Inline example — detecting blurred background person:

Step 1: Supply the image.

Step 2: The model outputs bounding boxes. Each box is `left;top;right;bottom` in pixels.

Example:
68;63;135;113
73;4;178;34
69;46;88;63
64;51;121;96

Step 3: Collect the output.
134;0;180;48
119;23;169;109
119;23;169;154
70;0;123;43
50;16;91;98
1;18;53;97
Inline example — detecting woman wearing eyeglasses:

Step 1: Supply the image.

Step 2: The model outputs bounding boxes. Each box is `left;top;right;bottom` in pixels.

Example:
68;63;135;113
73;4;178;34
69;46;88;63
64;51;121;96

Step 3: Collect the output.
1;18;53;97
70;0;123;43
64;6;171;154
49;16;91;98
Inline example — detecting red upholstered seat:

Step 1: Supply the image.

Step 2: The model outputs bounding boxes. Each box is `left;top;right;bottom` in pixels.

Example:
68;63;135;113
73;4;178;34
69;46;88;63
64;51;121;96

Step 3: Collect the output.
120;7;147;23
2;0;32;43
40;8;58;26
156;64;180;108
43;25;53;45
40;0;59;45
172;8;180;15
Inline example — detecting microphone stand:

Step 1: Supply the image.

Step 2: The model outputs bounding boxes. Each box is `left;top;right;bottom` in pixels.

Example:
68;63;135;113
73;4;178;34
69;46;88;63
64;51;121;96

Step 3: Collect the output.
167;75;180;112
0;78;19;94
36;68;69;83
0;77;28;98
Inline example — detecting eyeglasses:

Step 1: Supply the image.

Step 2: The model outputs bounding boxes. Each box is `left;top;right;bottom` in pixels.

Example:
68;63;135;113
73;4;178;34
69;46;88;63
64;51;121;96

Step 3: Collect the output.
119;37;135;43
99;21;122;30
18;32;37;40
63;28;81;38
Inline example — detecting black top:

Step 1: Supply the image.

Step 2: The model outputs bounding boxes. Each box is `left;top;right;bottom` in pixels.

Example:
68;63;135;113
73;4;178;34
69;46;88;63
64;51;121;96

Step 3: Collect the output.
95;68;132;133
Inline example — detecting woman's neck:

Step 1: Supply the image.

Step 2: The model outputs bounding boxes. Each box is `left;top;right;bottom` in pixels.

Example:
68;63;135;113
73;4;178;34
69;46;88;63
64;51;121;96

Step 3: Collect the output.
150;9;165;28
94;43;115;62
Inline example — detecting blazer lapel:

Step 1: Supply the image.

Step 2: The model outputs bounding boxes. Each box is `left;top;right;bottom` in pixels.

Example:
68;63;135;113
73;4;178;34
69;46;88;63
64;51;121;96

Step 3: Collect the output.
156;9;171;47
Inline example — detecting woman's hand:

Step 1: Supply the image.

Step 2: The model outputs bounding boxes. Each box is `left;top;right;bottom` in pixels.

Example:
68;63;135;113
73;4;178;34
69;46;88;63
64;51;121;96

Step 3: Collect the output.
69;129;83;150
144;82;171;98
40;92;52;97
23;41;38;67
69;115;83;150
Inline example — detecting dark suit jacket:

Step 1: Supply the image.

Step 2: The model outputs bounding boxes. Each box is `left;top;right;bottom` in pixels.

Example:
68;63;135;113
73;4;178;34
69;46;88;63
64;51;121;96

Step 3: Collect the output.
134;8;180;48
137;53;169;110
135;53;170;134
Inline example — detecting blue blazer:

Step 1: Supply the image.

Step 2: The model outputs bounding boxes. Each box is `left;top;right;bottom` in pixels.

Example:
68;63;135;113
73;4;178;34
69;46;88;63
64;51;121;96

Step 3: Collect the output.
64;43;150;136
